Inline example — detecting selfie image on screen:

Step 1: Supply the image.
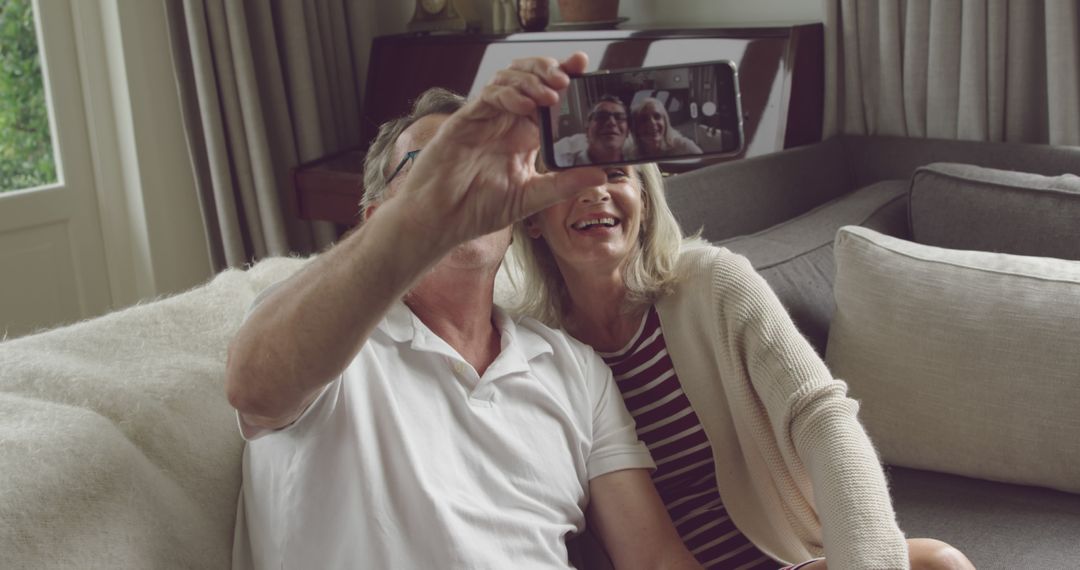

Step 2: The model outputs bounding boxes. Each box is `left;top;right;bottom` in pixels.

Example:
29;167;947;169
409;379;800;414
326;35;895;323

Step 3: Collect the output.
548;61;742;168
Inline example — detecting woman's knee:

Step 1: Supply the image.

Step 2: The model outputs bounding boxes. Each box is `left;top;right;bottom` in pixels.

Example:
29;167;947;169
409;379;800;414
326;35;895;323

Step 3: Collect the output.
908;538;975;570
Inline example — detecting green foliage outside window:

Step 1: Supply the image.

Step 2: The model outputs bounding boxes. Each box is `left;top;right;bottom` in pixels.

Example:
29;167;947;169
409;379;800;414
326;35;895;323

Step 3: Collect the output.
0;0;56;193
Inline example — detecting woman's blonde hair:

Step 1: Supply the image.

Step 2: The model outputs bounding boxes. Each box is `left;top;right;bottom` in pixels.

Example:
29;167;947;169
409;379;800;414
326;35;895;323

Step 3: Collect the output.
509;162;689;327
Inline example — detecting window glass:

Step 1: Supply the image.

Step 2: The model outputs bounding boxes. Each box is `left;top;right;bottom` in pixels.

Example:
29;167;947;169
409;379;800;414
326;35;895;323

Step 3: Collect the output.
0;0;57;193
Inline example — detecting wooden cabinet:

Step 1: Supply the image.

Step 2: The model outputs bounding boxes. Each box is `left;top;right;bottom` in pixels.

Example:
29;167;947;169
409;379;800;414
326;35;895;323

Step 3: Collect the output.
294;24;824;226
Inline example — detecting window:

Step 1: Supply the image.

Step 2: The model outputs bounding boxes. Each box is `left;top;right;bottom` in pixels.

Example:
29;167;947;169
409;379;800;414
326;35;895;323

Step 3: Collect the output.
0;0;56;193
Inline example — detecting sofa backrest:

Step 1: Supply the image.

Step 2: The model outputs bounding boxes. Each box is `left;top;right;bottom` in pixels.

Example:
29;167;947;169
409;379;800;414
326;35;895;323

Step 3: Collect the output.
908;162;1080;260
714;180;908;354
664;137;850;243
840;135;1080;189
664;135;1079;355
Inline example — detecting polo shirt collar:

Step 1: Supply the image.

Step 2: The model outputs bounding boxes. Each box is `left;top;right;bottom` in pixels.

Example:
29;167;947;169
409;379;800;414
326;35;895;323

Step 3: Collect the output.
488;306;552;378
380;301;416;343
379;301;553;368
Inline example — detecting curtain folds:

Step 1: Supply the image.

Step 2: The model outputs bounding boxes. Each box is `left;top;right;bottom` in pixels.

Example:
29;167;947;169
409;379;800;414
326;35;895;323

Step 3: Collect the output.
165;0;371;270
824;0;1080;146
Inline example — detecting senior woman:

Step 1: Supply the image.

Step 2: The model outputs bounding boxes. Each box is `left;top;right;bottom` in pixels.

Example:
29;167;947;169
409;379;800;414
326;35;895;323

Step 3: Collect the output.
628;97;702;158
510;158;974;569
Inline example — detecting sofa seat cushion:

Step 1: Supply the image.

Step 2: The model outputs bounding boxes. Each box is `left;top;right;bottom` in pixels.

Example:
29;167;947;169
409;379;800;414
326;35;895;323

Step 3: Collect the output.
716;180;908;353
826;226;1080;493
910;162;1080;260
889;466;1080;570
0;256;308;569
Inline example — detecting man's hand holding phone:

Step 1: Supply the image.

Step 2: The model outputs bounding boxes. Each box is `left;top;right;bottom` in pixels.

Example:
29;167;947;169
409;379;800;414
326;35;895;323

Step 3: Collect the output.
397;52;606;248
538;60;744;170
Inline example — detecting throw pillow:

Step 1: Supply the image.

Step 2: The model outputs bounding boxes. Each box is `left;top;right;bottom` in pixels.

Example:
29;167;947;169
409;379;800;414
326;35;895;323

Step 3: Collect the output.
826;226;1080;494
909;163;1080;260
716;180;909;354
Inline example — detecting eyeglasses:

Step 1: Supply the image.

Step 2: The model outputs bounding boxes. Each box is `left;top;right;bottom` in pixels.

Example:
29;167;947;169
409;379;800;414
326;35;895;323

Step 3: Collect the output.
386;149;421;184
590;111;627;123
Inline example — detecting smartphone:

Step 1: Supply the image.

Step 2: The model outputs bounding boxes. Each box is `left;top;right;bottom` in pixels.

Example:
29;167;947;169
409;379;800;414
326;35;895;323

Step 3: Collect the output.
539;60;744;170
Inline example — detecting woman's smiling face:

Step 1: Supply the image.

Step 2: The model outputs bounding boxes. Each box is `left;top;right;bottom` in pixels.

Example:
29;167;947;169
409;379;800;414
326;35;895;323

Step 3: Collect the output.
526;165;644;277
636;101;668;147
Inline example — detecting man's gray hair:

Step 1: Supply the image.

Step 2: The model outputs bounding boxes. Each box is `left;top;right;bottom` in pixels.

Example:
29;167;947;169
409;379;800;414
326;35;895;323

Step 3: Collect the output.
360;87;467;215
587;94;626;120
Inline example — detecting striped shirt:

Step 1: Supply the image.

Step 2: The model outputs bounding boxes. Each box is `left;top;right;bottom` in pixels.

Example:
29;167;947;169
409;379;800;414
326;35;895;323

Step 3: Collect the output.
599;306;776;570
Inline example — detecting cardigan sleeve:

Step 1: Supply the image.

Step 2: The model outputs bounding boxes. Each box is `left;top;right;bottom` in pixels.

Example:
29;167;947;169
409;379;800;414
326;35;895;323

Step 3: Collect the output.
710;251;909;570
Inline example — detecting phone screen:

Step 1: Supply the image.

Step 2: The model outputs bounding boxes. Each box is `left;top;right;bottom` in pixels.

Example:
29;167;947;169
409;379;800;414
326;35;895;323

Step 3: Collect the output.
540;60;743;170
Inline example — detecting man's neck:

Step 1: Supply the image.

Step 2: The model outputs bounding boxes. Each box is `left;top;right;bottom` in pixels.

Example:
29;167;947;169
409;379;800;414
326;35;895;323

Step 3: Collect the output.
404;264;501;375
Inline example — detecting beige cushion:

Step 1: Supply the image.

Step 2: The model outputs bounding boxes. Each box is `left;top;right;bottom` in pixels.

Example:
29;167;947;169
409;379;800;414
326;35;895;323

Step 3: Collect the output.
825;226;1080;494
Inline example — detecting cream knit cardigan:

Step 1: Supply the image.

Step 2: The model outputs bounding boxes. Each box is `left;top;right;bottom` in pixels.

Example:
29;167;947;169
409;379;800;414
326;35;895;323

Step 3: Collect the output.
653;246;909;569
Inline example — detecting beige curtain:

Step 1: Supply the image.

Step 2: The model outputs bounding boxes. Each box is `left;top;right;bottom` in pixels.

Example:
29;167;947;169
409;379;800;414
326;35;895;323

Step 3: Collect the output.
824;0;1080;146
165;0;373;270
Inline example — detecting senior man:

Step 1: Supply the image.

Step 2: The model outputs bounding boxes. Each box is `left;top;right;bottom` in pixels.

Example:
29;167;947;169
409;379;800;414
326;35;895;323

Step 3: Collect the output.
226;54;700;569
562;94;630;166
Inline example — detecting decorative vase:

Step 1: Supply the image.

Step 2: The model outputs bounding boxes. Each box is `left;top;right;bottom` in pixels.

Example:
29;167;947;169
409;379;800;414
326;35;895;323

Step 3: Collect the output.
557;0;618;22
518;0;549;31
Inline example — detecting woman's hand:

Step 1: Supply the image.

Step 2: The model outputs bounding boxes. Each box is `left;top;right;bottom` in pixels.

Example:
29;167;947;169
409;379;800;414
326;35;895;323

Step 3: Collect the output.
392;52;607;249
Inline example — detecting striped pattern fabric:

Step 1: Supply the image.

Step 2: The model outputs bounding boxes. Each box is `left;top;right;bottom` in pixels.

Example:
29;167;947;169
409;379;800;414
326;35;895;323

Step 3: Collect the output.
599;306;776;570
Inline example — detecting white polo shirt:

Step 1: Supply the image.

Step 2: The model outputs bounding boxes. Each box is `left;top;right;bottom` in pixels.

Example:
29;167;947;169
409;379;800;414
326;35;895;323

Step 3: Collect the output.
232;301;654;570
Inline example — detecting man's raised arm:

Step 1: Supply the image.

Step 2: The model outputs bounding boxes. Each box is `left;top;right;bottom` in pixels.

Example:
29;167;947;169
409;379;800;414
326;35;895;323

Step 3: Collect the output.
225;52;606;432
225;204;445;431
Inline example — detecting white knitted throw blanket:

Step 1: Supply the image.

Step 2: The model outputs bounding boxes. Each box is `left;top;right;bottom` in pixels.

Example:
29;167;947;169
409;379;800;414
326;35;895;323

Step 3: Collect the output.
0;256;307;569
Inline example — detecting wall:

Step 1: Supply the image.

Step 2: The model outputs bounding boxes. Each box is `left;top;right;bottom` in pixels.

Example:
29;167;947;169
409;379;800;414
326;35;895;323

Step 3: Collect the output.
21;0;822;327
378;0;824;35
616;0;824;28
48;0;822;315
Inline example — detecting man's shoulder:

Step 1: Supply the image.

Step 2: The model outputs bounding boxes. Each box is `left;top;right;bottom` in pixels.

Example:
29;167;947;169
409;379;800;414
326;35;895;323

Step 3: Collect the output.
513;314;590;354
509;313;613;380
568;147;592;165
553;146;587;167
509;316;613;413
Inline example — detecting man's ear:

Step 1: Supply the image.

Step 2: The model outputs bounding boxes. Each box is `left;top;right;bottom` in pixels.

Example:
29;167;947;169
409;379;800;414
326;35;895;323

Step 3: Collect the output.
524;216;543;239
363;204;378;221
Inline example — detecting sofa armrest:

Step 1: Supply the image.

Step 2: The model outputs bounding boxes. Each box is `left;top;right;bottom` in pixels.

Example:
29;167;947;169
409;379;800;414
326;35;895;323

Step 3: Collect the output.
664;137;852;242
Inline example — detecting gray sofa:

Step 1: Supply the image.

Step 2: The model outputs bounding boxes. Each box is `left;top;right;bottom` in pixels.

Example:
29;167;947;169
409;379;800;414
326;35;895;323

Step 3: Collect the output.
665;135;1080;569
1;135;1076;569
